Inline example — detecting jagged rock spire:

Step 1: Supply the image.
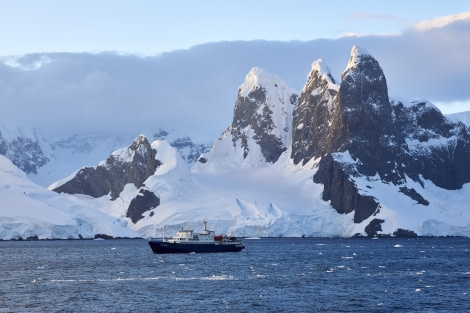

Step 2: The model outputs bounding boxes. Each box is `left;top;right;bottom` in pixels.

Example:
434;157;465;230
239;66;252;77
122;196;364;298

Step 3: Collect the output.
230;67;297;163
291;58;339;165
337;45;397;156
292;45;398;166
340;45;391;121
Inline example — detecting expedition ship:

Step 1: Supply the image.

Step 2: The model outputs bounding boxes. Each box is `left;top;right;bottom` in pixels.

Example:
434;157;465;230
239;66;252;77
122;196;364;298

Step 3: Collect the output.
148;220;245;254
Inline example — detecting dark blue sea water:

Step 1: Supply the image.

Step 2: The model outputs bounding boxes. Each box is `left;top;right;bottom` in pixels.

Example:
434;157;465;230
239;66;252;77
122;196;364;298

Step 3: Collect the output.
0;237;469;312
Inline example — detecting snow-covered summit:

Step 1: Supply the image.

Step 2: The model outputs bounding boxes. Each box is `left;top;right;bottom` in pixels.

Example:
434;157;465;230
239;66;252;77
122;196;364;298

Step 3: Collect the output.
343;45;371;75
194;67;298;173
238;67;289;98
99;134;152;167
309;59;336;85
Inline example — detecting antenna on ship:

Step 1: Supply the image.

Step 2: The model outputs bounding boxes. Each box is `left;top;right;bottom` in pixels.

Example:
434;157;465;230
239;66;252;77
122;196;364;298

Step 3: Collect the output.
203;218;208;231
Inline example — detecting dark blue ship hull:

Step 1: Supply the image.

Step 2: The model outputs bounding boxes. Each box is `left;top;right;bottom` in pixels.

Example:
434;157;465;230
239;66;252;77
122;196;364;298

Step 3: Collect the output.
148;240;245;254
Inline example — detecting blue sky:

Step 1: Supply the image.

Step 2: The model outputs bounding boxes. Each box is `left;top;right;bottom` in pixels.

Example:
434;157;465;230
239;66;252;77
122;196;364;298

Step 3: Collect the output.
0;0;469;55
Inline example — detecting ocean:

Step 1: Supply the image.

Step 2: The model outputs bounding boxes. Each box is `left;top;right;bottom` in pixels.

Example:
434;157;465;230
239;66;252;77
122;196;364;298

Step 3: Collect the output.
0;237;469;312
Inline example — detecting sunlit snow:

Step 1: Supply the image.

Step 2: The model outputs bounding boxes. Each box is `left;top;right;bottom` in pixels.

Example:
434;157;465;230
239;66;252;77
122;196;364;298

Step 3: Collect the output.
0;155;139;240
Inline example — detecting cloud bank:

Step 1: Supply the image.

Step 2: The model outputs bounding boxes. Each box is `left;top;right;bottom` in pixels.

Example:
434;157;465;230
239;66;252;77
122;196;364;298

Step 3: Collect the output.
1;15;469;141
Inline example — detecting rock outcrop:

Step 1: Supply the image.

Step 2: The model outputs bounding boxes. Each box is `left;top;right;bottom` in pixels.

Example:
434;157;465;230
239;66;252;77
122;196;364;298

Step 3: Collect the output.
289;46;470;232
0;128;49;174
53;135;161;200
126;188;160;223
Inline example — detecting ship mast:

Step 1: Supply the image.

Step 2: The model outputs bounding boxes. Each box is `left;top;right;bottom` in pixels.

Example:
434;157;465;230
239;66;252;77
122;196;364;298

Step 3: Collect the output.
203;218;208;232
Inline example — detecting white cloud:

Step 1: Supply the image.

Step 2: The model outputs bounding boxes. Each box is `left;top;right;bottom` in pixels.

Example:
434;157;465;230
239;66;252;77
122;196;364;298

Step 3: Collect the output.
1;14;469;142
412;11;470;32
435;100;470;115
1;54;52;71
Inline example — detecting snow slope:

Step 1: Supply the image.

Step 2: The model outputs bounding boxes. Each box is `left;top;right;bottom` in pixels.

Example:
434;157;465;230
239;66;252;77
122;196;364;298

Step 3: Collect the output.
21;128;209;188
331;151;470;237
0;155;139;240
107;138;470;238
115;141;353;238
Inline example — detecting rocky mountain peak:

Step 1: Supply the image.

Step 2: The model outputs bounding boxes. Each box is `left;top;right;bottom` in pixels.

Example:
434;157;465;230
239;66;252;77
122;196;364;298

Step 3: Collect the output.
238;67;285;98
108;134;154;167
339;45;390;115
292;46;395;167
194;67;298;171
392;99;470;190
293;46;412;224
228;67;298;163
309;46;470;229
337;46;397;160
53;135;161;200
131;135;150;153
291;58;340;165
309;59;336;85
301;59;337;98
342;45;371;77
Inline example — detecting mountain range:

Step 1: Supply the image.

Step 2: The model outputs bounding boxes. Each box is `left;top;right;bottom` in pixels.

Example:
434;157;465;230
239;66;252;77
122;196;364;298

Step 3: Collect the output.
1;45;469;239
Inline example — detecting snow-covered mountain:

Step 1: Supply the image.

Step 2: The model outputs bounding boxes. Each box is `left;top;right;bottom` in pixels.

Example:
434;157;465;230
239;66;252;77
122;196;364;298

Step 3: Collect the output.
195;67;298;172
51;135;160;200
0;127;210;240
300;46;470;236
0;126;210;187
0;154;139;239
2;45;470;239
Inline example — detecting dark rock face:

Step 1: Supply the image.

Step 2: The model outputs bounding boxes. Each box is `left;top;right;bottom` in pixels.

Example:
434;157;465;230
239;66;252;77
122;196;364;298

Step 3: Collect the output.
0;136;7;155
0;130;49;174
393;228;418;237
53;166;110;198
297;47;403;223
170;137;210;165
399;187;429;206
292;50;403;174
364;219;384;237
293;46;470;228
291;60;339;165
126;188;160;223
231;87;284;163
336;50;406;184
314;154;379;223
392;100;470;190
231;84;296;163
53;135;160;199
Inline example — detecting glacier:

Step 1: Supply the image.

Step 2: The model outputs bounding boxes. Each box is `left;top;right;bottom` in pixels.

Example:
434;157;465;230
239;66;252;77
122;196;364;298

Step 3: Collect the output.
0;155;139;240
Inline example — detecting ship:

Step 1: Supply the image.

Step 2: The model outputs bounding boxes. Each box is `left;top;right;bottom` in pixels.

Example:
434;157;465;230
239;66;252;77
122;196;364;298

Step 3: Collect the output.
148;220;245;254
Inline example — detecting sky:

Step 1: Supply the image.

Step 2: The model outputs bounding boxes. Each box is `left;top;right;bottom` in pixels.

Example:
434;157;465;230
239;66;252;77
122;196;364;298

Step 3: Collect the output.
1;0;469;56
0;1;469;141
